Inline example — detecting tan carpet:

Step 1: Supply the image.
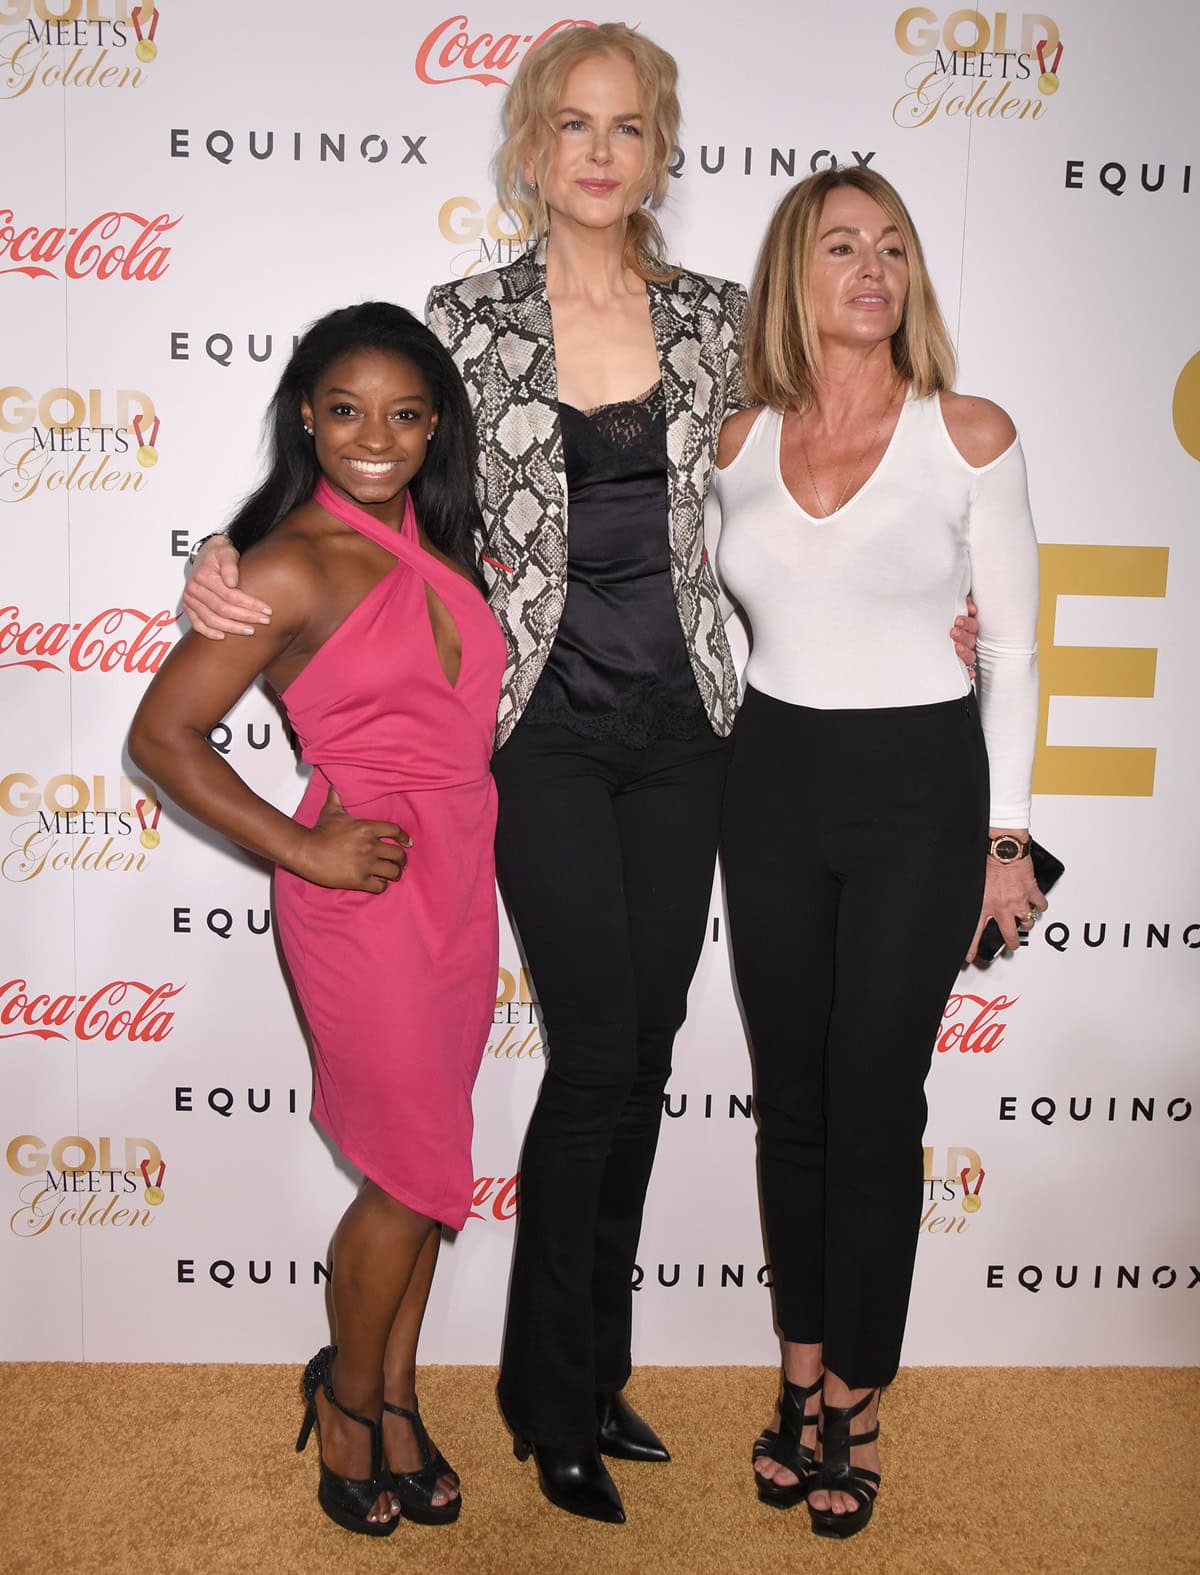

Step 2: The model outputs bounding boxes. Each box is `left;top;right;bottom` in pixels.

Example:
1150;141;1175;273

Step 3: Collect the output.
1;1364;1196;1574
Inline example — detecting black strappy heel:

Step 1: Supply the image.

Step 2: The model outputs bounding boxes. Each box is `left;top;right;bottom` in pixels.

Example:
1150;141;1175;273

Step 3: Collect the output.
807;1388;881;1539
384;1398;460;1487
295;1346;397;1537
382;1401;462;1524
753;1374;822;1509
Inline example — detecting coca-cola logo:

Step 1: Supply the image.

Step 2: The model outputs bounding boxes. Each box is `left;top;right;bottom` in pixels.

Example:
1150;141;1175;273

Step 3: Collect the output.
935;993;1018;1055
0;979;182;1044
467;1173;518;1221
415;16;625;87
0;209;179;281
0;607;176;673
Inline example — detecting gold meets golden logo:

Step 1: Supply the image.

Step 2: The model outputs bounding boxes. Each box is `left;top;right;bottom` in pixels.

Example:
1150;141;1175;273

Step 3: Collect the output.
1033;545;1169;797
0;385;159;502
960;1165;985;1212
0;771;161;882
438;196;533;278
1173;352;1200;463
1;1;157;101
130;1;157;61
920;1145;985;1237
491;965;544;1061
6;1133;165;1237
891;8;1062;128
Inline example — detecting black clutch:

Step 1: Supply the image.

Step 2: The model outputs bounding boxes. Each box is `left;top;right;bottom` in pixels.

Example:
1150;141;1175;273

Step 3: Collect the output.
975;840;1065;962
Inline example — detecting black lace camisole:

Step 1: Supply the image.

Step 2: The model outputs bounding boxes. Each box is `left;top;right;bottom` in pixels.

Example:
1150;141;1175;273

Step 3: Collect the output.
521;381;705;747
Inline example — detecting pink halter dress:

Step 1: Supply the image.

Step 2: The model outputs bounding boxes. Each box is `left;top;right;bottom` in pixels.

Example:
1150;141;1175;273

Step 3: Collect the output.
273;477;506;1228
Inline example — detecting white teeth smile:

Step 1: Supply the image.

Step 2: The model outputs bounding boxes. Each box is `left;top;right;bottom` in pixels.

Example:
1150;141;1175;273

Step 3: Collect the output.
347;459;398;475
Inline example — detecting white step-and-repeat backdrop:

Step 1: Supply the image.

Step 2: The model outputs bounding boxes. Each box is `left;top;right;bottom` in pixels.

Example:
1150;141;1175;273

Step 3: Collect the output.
2;1;1197;1366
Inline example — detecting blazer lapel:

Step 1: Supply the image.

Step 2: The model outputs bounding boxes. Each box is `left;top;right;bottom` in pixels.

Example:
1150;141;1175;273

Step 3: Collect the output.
494;236;560;413
649;273;702;559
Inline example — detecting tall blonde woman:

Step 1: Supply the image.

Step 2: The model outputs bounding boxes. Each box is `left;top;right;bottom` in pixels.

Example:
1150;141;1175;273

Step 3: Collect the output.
713;167;1043;1539
187;26;746;1525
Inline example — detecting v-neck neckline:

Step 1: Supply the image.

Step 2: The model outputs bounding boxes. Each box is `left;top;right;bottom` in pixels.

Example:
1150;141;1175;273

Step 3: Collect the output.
775;395;911;523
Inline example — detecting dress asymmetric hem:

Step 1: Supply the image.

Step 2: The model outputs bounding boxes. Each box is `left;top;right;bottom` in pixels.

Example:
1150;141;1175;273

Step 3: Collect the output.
272;478;506;1231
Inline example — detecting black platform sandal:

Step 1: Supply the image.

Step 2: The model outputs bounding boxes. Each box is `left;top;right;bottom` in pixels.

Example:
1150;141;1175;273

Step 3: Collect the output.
382;1401;462;1524
384;1398;459;1488
807;1388;881;1540
753;1374;822;1509
296;1346;398;1537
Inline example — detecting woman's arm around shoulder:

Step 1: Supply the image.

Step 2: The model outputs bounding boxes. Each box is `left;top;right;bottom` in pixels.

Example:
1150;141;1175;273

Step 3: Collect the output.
939;390;1017;469
133;535;317;770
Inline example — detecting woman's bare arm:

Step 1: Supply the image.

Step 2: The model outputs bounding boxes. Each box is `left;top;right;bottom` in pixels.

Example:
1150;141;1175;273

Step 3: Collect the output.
133;542;407;892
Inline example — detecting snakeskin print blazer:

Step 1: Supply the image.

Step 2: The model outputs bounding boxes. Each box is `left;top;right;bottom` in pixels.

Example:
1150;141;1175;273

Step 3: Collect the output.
426;241;748;748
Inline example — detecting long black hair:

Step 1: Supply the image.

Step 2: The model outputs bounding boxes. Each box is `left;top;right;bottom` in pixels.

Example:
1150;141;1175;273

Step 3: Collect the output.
226;302;484;587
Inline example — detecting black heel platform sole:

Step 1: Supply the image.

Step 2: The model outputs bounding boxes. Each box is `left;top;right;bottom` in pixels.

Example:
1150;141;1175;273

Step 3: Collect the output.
396;1494;462;1526
809;1505;874;1539
757;1480;809;1511
316;1478;400;1537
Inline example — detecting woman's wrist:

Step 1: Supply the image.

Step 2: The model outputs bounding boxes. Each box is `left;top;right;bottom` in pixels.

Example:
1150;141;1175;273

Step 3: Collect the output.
188;530;230;565
280;823;316;881
986;828;1031;864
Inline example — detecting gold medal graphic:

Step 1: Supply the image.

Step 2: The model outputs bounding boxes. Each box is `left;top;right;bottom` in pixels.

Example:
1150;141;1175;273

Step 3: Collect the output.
960;1165;985;1213
141;1159;166;1206
133;414;160;468
136;797;162;850
1036;40;1063;95
132;4;160;63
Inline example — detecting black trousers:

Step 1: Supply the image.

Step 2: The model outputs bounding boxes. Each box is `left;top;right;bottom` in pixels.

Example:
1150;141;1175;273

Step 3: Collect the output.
492;718;730;1443
722;688;989;1389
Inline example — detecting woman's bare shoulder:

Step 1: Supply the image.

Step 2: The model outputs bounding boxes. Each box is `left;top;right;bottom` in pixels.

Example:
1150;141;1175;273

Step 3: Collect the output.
237;510;329;612
938;391;1017;468
716;405;766;470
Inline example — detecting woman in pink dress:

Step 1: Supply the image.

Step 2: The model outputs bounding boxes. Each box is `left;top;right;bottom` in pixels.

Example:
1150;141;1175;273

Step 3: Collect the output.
129;303;506;1538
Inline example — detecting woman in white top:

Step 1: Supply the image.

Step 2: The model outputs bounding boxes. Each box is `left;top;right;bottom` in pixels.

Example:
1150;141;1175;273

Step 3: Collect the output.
712;166;1044;1541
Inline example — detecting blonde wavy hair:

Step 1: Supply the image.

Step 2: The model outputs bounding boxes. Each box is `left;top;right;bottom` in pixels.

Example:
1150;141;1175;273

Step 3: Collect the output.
743;167;956;411
496;24;680;283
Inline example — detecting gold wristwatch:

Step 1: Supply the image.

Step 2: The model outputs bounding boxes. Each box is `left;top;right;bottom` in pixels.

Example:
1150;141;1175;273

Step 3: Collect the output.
987;835;1031;863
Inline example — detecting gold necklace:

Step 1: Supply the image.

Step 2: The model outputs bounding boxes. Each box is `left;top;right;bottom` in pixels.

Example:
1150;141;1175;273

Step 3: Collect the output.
798;387;898;518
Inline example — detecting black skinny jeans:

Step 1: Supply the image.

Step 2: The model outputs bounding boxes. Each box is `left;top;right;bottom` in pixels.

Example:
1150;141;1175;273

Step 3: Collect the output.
492;718;730;1444
722;688;989;1390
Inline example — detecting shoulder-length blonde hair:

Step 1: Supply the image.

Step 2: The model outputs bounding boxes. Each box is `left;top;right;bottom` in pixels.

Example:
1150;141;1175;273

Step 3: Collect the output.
743;166;956;411
496;24;680;283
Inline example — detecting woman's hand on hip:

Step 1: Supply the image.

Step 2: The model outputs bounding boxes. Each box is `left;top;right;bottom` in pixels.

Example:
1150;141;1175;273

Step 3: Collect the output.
183;537;271;639
965;840;1047;963
951;594;979;676
293;786;412;893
